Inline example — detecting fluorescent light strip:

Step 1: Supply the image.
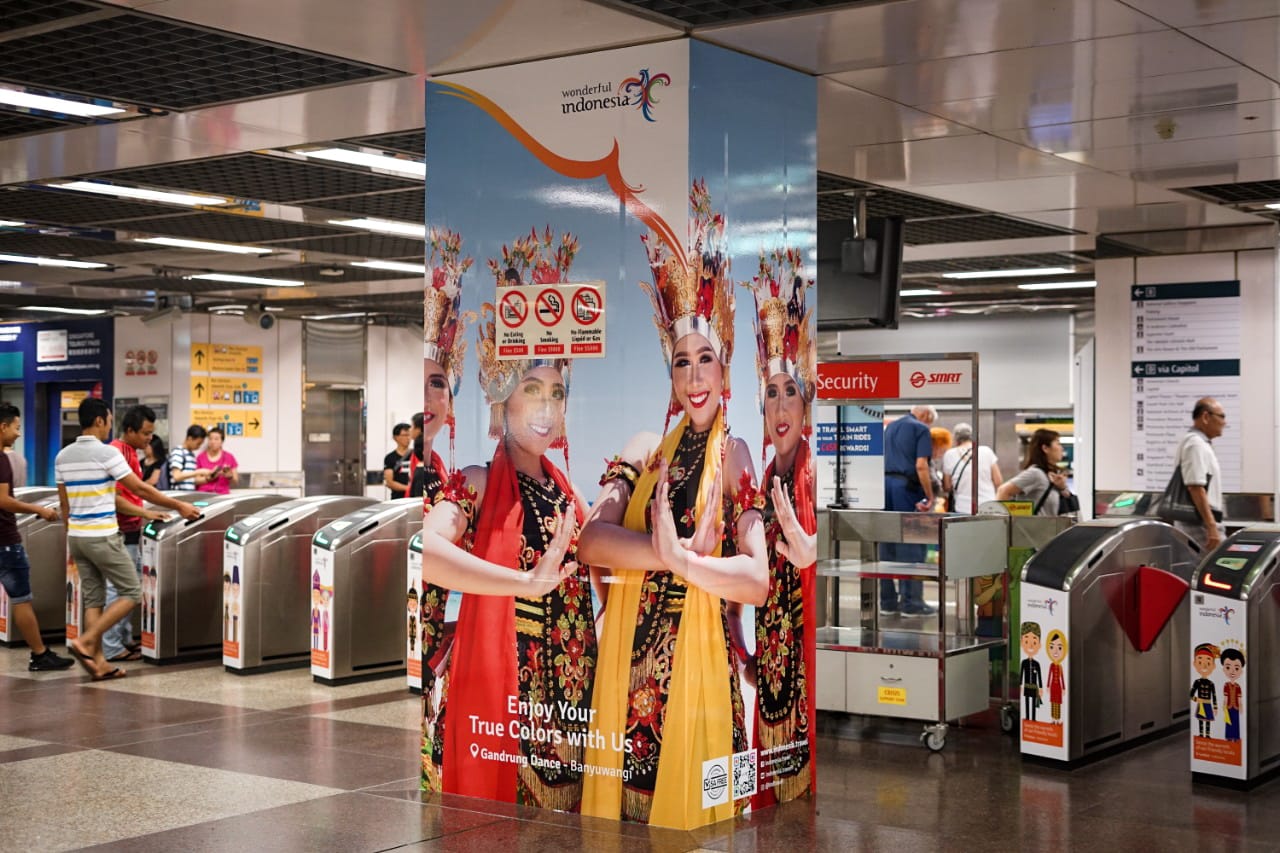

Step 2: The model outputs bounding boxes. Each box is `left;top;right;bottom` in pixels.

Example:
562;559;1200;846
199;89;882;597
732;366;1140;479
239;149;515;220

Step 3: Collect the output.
0;88;124;118
943;267;1073;280
900;288;943;297
1267;202;1280;210
55;181;229;208
298;147;425;178
329;217;426;238
1017;280;1098;291
135;236;269;255
351;259;426;274
22;305;106;315
187;273;305;287
0;253;108;269
304;312;367;320
0;220;25;227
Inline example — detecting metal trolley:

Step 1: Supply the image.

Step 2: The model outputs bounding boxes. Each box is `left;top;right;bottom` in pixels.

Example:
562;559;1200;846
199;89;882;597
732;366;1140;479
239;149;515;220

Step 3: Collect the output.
222;494;375;673
817;509;1009;751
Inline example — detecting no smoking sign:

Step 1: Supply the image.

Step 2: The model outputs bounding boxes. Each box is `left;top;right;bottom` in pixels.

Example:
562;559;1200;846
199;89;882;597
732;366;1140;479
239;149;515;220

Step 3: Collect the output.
495;281;606;360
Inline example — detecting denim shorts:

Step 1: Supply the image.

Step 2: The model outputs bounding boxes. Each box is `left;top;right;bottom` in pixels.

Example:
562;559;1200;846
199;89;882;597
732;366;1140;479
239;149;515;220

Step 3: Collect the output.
0;543;33;604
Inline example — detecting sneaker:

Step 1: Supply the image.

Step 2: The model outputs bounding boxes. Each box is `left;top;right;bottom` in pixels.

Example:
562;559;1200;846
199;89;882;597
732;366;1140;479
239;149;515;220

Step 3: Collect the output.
901;604;938;618
879;606;900;616
28;649;75;671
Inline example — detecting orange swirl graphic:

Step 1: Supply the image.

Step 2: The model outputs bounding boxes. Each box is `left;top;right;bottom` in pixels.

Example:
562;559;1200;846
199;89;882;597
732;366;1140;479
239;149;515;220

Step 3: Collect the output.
433;81;687;270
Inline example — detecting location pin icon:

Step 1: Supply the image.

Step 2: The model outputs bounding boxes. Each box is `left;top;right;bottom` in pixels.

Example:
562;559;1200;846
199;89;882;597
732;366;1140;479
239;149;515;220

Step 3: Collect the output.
470;743;480;758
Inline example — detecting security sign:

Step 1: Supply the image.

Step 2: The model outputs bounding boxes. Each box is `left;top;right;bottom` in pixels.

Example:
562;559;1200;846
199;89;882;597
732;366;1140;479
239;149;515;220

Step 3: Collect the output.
496;281;606;359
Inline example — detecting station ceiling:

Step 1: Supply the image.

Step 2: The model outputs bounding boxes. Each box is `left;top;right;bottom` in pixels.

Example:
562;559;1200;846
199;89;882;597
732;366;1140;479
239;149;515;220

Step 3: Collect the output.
0;0;1276;324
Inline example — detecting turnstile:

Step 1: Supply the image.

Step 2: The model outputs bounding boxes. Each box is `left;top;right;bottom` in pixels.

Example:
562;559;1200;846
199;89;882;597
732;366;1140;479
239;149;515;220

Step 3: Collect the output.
310;498;422;684
1189;526;1280;786
141;493;287;661
222;494;375;672
1019;518;1198;764
2;493;65;646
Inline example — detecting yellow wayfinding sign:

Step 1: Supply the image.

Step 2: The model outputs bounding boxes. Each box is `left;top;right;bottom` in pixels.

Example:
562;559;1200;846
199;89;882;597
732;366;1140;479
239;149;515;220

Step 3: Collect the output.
190;377;263;405
190;408;263;438
190;343;263;374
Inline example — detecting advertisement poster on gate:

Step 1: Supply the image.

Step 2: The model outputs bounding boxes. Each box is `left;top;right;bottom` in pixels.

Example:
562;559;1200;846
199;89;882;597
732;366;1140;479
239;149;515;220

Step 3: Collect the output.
65;548;81;641
423;41;816;830
0;584;8;639
1190;591;1248;779
406;538;422;690
309;547;334;677
222;540;244;666
139;538;157;656
1019;585;1070;761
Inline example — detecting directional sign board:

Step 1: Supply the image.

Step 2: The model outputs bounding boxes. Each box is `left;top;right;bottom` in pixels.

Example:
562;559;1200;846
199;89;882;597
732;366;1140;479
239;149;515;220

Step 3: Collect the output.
191;408;263;438
496;281;605;359
191;343;263;374
191;377;263;405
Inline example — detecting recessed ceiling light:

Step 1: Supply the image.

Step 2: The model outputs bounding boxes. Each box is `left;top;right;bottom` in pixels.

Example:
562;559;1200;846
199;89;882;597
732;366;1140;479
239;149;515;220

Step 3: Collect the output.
54;181;229;208
943;267;1074;280
0;88;125;118
329;217;426;238
186;273;305;287
297;147;425;178
1266;203;1280;210
0;220;25;228
134;236;270;255
318;267;345;277
21;305;107;315
1017;280;1098;291
351;259;426;274
900;288;943;297
0;253;109;269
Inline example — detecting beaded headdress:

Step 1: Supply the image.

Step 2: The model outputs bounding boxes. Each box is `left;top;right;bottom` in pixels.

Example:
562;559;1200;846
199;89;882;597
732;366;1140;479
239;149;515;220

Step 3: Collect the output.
424;227;473;397
743;247;816;409
477;226;577;440
640;180;735;408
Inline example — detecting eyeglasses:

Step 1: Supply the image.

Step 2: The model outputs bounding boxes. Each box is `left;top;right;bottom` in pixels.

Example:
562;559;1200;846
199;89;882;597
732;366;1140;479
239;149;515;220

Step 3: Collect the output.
1207;411;1226;420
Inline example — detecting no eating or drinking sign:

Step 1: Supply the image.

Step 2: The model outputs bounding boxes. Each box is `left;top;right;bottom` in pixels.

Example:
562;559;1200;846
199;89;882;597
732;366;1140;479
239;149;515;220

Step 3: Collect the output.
496;281;607;359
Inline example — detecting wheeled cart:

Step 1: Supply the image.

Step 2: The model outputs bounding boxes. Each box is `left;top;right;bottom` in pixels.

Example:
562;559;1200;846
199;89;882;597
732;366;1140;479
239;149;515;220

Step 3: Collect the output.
817;509;1009;751
309;498;423;685
141;493;288;661
1;492;64;646
222;495;375;673
1188;525;1280;787
1019;518;1198;765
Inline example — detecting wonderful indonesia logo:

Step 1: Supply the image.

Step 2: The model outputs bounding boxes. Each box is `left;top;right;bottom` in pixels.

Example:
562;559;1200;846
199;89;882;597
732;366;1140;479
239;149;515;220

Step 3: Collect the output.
561;68;671;120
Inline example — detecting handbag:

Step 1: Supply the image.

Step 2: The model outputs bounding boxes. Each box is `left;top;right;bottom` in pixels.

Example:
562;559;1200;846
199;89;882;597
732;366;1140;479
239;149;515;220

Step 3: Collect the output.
1033;468;1078;516
1157;464;1211;524
944;449;972;512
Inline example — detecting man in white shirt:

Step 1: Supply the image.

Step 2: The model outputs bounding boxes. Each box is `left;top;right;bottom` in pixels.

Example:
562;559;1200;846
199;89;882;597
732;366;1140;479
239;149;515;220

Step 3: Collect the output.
57;398;198;680
941;423;1003;514
1175;397;1226;550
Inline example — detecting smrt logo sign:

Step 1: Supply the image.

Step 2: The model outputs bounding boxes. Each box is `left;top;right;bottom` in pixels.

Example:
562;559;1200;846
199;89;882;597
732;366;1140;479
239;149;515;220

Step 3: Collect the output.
913;371;964;388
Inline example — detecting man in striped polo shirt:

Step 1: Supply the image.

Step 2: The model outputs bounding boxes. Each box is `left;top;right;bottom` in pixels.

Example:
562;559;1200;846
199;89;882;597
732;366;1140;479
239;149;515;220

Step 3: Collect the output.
56;398;199;680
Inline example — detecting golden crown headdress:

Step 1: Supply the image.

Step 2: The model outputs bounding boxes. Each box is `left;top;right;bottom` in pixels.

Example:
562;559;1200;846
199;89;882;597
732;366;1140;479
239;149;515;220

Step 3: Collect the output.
425;228;473;396
639;180;735;396
743;247;816;408
477;226;577;439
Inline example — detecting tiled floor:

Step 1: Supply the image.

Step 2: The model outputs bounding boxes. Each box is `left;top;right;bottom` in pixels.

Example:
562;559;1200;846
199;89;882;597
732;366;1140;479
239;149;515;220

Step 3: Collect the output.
2;644;1279;852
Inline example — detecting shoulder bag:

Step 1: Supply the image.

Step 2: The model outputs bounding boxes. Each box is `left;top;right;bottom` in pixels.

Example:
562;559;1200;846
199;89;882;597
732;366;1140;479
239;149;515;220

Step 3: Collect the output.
944;449;972;512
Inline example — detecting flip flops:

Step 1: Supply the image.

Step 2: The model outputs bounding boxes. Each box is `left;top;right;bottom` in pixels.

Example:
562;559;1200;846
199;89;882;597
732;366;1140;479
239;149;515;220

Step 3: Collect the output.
92;668;127;682
108;650;143;662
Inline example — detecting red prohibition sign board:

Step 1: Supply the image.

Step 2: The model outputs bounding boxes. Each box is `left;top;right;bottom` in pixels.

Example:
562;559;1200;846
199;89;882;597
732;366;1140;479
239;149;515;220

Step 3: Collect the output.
499;290;528;328
535;288;564;327
572;286;603;325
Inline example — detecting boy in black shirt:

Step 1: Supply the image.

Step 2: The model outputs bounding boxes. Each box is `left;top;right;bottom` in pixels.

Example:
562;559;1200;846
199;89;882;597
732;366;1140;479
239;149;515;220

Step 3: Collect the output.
383;423;413;497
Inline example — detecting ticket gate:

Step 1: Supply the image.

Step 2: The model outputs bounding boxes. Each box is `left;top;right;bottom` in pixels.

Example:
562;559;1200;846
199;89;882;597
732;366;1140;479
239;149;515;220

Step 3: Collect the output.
1019;518;1199;765
222;494;375;673
1188;526;1280;786
1;493;65;646
310;498;422;684
141;493;287;662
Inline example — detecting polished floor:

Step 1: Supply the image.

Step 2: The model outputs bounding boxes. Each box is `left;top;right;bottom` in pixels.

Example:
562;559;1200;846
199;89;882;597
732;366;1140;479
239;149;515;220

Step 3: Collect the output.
1;644;1278;852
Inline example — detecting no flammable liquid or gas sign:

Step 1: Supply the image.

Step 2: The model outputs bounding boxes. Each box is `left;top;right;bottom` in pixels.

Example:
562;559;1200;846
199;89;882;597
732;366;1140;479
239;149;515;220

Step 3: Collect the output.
495;281;606;359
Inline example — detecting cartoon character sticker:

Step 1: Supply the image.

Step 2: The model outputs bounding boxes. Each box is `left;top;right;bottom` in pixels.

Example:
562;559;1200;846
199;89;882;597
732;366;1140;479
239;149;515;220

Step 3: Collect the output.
1190;591;1247;778
1191;643;1219;738
1045;629;1067;726
1019;588;1070;759
1020;622;1042;722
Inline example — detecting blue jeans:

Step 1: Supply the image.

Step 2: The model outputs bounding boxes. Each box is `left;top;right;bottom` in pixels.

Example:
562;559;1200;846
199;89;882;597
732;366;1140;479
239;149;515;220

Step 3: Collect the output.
102;541;141;658
880;475;926;610
0;543;34;605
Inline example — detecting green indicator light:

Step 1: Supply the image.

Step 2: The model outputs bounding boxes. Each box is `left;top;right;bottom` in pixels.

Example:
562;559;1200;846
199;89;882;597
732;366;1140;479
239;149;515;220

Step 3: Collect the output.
193;501;210;508
1113;497;1136;508
227;530;239;542
315;534;328;546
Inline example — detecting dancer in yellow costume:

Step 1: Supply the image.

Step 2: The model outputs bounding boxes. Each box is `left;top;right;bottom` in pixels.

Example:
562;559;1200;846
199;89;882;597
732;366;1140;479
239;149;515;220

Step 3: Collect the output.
579;182;768;829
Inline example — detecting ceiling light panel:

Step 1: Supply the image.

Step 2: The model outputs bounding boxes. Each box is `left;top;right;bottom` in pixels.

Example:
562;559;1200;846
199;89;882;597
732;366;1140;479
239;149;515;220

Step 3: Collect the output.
0;88;123;117
187;273;304;287
296;148;425;178
0;253;108;269
330;218;426;238
1017;280;1098;291
0;13;395;111
943;267;1075;280
0;187;179;226
134;236;270;255
92;153;418;205
900;289;943;297
103;212;350;244
351;260;426;274
55;181;229;207
21;305;106;314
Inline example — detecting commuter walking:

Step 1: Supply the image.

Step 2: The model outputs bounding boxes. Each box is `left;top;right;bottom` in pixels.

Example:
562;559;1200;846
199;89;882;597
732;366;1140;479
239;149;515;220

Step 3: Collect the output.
880;405;937;616
1172;398;1227;550
58;398;198;680
996;428;1074;516
942;423;1003;514
0;404;73;671
195;427;239;494
382;422;413;497
141;434;167;488
168;425;209;491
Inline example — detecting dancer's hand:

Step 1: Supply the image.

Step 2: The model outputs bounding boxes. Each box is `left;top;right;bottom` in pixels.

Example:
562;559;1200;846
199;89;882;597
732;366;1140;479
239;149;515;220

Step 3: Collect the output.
651;463;692;579
684;462;725;557
527;503;578;597
772;475;817;567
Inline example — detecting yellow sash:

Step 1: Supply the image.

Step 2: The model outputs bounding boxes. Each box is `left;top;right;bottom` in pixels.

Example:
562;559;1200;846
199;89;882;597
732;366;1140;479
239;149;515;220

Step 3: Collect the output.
581;412;735;829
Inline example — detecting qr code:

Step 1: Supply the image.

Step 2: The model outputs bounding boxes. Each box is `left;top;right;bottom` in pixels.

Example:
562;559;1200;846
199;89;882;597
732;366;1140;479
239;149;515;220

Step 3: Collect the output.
731;749;757;800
